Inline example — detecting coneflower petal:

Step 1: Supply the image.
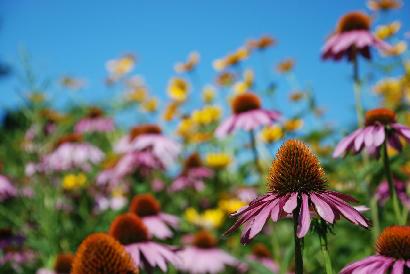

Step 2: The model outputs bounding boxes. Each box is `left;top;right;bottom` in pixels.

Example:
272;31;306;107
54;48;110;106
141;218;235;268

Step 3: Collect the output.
297;194;311;238
310;193;335;223
283;193;298;213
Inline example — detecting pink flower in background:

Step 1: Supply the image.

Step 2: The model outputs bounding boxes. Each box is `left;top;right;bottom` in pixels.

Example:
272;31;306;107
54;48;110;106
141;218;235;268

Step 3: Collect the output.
0;229;35;270
74;107;115;133
115;124;181;167
247;243;282;273
375;179;410;209
333;108;410;157
340;226;410;274
109;213;180;272
170;153;213;193
129;194;179;240
41;134;104;172
216;92;280;138
225;140;369;244
322;11;391;61
0;175;17;201
176;231;239;274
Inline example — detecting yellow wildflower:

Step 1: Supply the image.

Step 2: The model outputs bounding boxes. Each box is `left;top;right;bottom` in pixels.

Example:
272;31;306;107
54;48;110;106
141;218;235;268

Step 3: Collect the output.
260;125;283;144
106;54;135;77
284;119;304;132
205;153;232;169
62;173;87;191
276;58;295;74
191;105;222;126
218;199;246;214
215;72;235;87
244;69;254;87
367;0;402;11
174;51;200;73
233;82;249;95
126;87;147;103
375;21;401;40
289;91;306;102
184;207;225;229
28;92;46;104
382;41;407;56
163;102;180;121
141;97;158;112
168;78;190;102
202;86;216;104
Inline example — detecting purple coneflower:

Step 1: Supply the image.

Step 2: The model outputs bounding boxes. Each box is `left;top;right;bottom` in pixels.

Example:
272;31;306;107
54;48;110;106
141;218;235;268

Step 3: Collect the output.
42;133;104;172
74;107;115;134
71;233;139;274
115;124;181;167
225;139;370;273
170;153;213;193
176;230;239;274
109;213;180;272
340;226;410;273
129;194;179;240
322;11;390;61
215;92;280;170
0;175;17;201
333;108;410;157
247;243;282;273
36;253;74;274
376;179;410;210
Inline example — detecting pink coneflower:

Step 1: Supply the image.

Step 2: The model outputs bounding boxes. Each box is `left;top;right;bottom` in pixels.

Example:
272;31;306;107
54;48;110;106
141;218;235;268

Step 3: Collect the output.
376;179;410;209
247;243;281;273
340;226;410;273
170;153;213;192
215;92;280;138
42;134;104;172
129;194;179;240
74;107;114;134
0;175;17;201
97;151;164;188
333;108;410;157
225;140;369;273
176;230;239;274
322;11;391;61
115;124;181;167
109;213;180;272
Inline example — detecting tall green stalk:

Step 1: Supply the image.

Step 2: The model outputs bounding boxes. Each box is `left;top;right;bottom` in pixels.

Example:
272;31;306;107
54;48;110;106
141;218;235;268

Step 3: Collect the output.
319;233;333;274
293;204;303;274
352;54;364;128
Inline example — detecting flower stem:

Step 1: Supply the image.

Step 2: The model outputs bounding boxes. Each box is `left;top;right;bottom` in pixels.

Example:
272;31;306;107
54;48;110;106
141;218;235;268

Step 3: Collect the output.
369;197;380;244
382;138;402;224
293;206;303;274
319;233;333;274
249;129;261;172
352;54;364;128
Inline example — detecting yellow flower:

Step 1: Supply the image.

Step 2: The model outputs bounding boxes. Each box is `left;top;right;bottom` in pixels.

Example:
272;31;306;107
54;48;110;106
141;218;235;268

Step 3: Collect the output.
142;97;158;112
243;69;254;87
373;78;403;106
218;199;246;214
62;173;87;191
375;21;401;40
184;208;225;228
276;59;295;74
177;117;196;139
260;125;283;144
289;91;306;102
367;0;402;11
168;78;190;102
284;119;304;132
126;87;147;103
382;41;407;56
202;86;216;104
213;48;249;71
205;153;232;169
174;51;200;73
191;105;222;126
28;92;46;104
215;71;235;87
106;54;135;77
163;102;180;121
233;82;249;95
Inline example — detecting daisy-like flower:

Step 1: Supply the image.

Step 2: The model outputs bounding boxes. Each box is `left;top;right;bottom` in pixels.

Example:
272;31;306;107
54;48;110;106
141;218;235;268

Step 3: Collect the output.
170;153;213;193
115;124;181;167
225;139;370;244
0;174;17;201
174;51;200;73
247;243;281;273
36;253;74;274
41;133;104;172
71;233;139;274
333;108;410;157
340;226;410;273
129;194;179;240
367;0;402;11
215;92;280;138
247;35;277;51
176;230;239;274
376;179;410;209
322;11;391;61
109;213;180;272
74;107;114;134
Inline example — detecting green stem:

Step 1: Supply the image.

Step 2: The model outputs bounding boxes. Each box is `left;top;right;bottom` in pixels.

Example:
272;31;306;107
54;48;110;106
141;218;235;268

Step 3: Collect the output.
293;205;303;274
319;234;333;274
382;138;402;224
369;197;380;244
249;129;261;172
352;54;364;128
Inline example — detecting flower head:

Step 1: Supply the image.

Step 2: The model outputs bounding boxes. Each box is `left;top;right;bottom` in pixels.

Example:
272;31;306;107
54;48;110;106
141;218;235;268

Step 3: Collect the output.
231;92;261;114
336;12;371;33
109;213;149;244
168;77;190;102
53;253;74;274
71;233;138;274
192;230;218;249
205;152;232;169
129;194;160;217
367;0;402;11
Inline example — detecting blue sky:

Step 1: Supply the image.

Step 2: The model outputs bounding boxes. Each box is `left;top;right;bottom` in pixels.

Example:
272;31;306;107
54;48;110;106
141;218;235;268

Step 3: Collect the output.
0;0;409;128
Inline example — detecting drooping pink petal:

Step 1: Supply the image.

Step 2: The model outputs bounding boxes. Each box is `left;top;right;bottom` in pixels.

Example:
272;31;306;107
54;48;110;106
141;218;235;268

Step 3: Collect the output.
296;194;311;238
283;192;298;213
310;193;335;223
